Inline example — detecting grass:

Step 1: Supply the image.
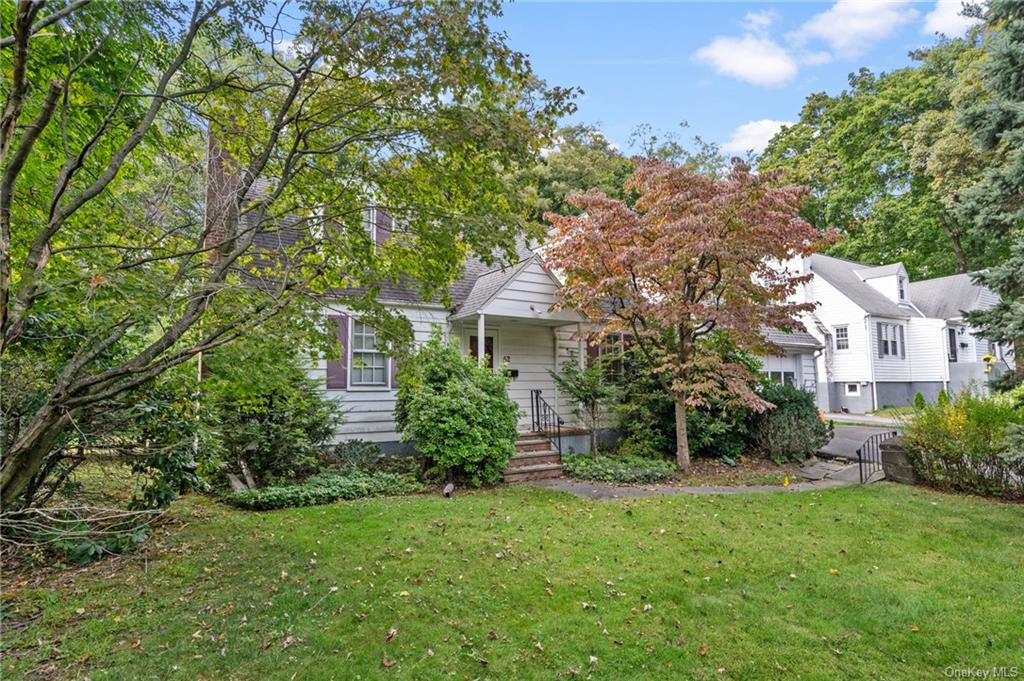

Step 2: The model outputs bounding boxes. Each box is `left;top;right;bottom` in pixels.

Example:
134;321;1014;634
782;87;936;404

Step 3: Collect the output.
3;484;1022;680
871;406;916;418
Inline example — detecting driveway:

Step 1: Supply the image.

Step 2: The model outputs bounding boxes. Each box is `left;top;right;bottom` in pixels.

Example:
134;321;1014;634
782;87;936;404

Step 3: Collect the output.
819;425;899;461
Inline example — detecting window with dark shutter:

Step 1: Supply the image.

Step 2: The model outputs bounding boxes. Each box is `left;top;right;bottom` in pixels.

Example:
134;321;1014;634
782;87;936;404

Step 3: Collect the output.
326;314;349;389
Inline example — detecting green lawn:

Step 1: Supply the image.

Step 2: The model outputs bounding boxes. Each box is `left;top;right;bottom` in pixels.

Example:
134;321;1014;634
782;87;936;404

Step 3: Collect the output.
4;484;1022;680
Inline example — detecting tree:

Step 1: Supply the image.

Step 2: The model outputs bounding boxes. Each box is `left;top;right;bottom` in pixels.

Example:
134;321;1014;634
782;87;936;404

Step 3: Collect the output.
548;356;618;458
0;0;574;508
761;40;1006;278
544;160;820;470
957;0;1024;383
532;124;632;217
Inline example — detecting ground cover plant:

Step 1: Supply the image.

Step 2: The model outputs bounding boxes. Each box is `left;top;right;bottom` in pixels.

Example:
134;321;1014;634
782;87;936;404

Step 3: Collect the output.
3;484;1022;680
562;453;677;483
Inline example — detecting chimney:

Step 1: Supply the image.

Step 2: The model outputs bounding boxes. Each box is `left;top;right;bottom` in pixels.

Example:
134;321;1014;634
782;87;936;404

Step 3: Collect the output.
204;132;241;262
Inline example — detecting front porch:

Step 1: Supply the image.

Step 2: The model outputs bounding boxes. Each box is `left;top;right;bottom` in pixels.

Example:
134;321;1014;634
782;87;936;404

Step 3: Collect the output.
447;252;590;432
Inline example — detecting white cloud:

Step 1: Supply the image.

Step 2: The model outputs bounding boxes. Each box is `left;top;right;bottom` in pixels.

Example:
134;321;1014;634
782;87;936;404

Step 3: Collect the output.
794;0;919;57
722;119;792;154
695;35;798;86
742;10;779;35
923;0;981;37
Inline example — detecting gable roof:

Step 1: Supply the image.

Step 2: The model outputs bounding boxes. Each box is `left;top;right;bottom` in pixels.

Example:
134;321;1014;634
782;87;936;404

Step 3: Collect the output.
855;263;904;280
807;253;917;318
765;327;823;350
908;272;985;320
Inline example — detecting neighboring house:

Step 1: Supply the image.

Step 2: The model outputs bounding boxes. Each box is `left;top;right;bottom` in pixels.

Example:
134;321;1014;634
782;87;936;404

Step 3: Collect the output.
316;229;823;452
791;254;1012;414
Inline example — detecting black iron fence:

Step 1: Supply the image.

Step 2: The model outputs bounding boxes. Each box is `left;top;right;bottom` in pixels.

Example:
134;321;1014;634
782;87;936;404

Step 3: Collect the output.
529;389;564;455
857;430;899;483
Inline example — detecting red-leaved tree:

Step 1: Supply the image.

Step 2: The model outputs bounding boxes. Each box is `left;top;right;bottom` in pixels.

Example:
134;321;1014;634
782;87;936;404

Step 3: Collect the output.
544;159;822;470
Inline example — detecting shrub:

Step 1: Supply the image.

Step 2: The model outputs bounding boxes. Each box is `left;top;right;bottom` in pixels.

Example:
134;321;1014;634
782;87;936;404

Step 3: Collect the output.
563;453;677;484
902;390;1024;498
202;339;343;488
749;382;831;463
328;439;421;477
913;391;927;409
226;470;424;510
613;343;756;460
394;329;519;485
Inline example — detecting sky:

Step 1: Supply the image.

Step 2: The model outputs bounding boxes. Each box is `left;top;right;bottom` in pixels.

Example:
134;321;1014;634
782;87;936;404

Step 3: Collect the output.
492;0;980;155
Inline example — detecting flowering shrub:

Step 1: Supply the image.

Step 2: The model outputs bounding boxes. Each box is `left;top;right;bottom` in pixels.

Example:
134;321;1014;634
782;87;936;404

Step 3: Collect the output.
903;389;1024;498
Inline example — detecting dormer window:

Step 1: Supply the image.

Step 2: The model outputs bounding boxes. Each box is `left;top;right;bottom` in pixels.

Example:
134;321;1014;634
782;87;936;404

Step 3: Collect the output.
897;275;906;300
363;206;393;246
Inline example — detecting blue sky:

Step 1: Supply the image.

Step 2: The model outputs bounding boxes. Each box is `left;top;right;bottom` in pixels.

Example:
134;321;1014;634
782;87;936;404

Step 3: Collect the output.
492;1;979;154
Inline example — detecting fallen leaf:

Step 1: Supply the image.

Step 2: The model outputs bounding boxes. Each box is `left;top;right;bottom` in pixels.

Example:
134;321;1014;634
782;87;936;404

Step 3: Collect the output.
830;568;840;575
382;656;396;668
910;625;919;632
487;631;498;639
385;627;398;643
699;644;708;656
535;641;545;652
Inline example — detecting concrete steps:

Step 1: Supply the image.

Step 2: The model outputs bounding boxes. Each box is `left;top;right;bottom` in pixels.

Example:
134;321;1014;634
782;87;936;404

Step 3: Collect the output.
504;433;563;482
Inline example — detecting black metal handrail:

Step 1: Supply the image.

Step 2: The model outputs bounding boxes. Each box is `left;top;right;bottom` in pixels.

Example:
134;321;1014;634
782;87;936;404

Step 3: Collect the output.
857;430;898;483
530;389;564;455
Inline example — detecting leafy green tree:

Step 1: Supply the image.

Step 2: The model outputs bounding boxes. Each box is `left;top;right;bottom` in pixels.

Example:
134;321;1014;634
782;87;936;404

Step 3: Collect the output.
957;0;1024;381
549;355;618;458
0;0;574;508
532;125;632;216
761;40;1005;277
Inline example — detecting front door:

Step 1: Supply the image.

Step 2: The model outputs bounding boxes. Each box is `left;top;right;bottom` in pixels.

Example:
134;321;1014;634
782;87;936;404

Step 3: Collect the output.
469;335;495;368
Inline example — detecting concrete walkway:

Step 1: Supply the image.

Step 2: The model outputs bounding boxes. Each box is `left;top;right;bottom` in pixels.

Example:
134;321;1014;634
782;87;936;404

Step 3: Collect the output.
533;461;860;500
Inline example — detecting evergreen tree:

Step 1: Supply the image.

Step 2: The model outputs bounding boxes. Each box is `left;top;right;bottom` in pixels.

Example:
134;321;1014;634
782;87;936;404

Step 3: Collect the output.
958;0;1024;382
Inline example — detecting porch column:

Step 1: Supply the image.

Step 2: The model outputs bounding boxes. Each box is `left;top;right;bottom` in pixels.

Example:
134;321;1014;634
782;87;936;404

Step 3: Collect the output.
477;313;486;367
577;322;585;369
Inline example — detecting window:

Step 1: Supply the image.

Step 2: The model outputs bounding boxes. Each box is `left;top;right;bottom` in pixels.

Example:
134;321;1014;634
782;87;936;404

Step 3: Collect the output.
363;206;393;246
469;335;495;369
351;321;388;385
947;327;958;363
764;371;796;386
878;323;902;358
834;325;849;351
845;383;860;396
897;276;906;300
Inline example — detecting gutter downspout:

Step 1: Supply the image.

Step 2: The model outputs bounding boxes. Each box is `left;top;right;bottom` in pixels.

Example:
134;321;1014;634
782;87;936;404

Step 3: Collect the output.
865;314;878;411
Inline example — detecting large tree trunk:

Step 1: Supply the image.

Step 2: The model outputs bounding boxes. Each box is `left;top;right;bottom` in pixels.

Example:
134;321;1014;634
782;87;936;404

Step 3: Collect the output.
939;213;970;273
673;398;691;471
0;404;72;509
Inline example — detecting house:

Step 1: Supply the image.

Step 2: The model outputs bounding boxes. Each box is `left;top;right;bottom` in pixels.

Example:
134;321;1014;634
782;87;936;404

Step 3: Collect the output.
317;234;823;453
791;253;1012;414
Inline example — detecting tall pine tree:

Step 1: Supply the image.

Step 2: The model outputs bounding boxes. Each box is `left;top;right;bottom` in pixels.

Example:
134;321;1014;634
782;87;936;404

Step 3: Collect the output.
959;0;1024;383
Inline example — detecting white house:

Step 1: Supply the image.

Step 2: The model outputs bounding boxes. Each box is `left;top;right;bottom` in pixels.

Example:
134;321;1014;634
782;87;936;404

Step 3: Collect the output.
316;238;823;452
790;254;1011;414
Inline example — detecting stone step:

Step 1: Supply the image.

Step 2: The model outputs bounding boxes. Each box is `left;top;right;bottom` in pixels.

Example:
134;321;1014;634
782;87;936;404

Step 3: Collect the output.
503;463;564;483
515;438;551;452
506;451;561;469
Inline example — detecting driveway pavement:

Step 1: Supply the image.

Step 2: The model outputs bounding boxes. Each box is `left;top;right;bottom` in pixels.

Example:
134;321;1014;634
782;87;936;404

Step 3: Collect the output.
819;424;899;461
825;412;903;427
